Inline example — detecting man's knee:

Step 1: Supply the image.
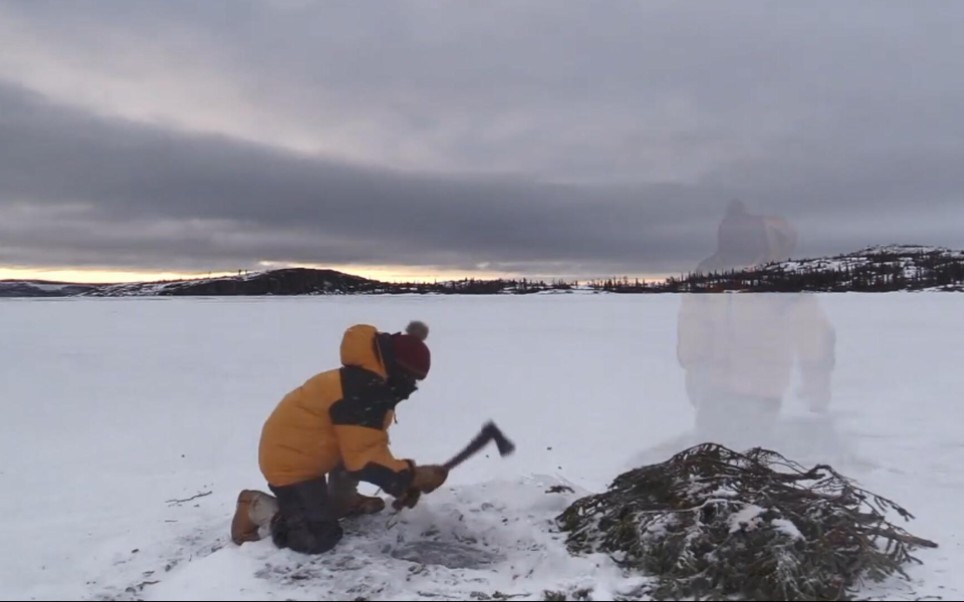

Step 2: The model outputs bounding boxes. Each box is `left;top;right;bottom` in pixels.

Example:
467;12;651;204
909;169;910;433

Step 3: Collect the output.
268;477;343;554
271;477;338;523
282;520;344;555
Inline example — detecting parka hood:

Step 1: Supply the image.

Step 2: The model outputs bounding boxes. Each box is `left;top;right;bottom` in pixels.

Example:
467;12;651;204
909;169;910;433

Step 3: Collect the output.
340;324;388;380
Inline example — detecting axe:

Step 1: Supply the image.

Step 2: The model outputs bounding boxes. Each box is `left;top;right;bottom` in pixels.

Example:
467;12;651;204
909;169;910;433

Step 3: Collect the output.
392;421;515;511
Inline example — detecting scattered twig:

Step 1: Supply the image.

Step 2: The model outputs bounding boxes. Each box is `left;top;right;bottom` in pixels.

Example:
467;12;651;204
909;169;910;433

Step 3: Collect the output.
867;528;938;549
165;490;212;505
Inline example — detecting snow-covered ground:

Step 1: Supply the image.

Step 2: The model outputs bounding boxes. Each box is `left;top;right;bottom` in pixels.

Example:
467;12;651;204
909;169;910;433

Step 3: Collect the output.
1;293;962;601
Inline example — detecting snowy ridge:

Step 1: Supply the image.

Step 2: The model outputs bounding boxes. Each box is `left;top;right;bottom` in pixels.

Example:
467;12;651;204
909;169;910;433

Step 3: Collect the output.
779;245;964;274
669;244;964;292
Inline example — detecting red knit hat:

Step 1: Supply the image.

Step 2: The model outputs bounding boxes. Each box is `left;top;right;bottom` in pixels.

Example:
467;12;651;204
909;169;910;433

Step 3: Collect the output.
391;321;431;380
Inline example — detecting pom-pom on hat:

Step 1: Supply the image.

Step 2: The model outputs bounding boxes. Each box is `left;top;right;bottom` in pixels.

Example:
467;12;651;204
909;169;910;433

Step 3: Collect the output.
391;321;431;380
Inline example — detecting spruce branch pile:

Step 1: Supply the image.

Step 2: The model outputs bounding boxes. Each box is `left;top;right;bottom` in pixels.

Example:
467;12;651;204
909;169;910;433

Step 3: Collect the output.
557;444;936;601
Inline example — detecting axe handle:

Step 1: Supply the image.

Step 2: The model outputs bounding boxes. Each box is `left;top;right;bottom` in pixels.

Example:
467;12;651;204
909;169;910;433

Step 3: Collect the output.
392;422;513;512
391;435;485;511
443;427;494;470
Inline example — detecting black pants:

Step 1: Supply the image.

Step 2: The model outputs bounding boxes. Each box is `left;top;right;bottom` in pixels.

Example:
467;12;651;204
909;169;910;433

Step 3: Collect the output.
268;476;344;555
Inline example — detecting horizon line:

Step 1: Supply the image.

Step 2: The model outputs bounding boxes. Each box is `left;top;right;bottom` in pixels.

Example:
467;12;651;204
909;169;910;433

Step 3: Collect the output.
0;265;676;287
1;243;953;286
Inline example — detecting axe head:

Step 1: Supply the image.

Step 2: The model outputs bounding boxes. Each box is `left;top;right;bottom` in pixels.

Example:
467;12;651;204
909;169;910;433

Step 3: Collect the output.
443;420;517;471
399;420;518;512
482;421;516;456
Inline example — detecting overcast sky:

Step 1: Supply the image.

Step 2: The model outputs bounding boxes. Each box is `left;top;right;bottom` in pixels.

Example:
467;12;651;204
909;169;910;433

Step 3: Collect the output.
2;1;963;280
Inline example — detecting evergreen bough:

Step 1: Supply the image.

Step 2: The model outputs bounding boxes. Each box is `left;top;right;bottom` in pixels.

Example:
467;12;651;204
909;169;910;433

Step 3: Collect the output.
557;444;936;601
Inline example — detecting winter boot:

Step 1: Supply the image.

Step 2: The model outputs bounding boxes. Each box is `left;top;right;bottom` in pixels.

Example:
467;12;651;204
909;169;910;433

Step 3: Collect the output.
340;493;386;518
231;489;279;545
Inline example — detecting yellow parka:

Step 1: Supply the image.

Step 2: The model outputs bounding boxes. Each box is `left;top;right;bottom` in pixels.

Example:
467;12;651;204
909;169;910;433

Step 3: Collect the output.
258;324;414;496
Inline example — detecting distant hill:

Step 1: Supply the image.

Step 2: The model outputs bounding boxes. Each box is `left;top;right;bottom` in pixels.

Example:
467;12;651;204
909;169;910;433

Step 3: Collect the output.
81;268;576;297
85;268;383;297
0;280;101;298
2;245;963;297
1;268;576;297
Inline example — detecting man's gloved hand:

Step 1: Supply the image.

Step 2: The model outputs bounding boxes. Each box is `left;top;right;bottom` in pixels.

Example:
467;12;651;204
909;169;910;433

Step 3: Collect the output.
412;464;449;493
392;487;421;511
391;464;449;511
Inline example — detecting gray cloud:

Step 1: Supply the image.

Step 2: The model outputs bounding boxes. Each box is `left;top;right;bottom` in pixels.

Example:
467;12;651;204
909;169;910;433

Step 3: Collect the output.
0;83;719;276
1;2;964;278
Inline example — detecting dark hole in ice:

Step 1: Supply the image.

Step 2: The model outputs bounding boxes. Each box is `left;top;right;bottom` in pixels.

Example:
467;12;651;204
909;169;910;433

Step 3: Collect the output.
389;541;501;569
